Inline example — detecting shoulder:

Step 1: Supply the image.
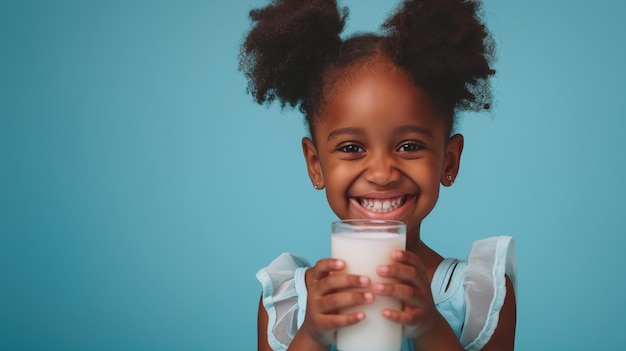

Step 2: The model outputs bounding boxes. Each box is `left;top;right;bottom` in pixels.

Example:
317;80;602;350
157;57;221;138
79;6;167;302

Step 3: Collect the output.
257;252;310;297
480;275;516;351
257;252;310;309
467;236;517;287
256;253;311;350
461;236;517;350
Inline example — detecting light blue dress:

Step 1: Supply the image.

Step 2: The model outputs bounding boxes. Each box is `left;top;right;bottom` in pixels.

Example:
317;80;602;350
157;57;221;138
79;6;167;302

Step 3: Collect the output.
257;236;516;351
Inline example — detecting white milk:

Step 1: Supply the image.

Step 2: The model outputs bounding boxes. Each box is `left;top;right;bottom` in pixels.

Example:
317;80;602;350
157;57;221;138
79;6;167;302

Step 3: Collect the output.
331;232;406;351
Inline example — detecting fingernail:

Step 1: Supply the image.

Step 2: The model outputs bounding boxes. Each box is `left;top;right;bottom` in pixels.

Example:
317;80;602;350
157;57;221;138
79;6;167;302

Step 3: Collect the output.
356;312;365;320
359;276;369;286
373;283;384;292
363;292;374;302
334;260;344;269
378;265;389;274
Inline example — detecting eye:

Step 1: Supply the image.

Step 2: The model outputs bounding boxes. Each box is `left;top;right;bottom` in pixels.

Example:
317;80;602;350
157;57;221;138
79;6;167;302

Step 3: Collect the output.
397;142;423;152
338;144;364;153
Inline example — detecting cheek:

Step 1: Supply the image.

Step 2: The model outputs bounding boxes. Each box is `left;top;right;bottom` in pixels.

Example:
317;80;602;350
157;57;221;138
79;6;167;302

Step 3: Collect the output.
413;166;442;208
323;186;351;220
321;158;355;183
409;158;443;184
324;168;353;197
321;164;357;209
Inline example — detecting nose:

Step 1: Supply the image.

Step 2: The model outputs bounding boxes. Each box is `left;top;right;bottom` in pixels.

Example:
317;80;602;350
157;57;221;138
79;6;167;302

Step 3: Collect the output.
363;151;400;187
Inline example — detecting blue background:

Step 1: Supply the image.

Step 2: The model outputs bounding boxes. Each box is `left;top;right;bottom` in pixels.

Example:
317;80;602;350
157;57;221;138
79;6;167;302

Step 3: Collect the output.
1;0;625;350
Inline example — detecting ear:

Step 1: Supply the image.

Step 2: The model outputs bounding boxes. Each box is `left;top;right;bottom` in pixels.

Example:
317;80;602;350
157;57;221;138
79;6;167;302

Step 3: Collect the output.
302;137;324;190
442;133;464;186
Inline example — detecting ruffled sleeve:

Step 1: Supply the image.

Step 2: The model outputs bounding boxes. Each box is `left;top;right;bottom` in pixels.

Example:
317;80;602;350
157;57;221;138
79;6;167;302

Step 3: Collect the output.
461;236;517;350
256;253;310;351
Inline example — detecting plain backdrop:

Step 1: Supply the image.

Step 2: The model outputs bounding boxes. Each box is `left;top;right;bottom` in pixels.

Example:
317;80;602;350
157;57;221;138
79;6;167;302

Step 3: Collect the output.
1;0;625;350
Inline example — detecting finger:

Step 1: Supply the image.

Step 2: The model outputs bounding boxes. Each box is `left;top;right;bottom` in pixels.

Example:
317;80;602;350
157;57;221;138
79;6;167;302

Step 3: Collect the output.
318;291;374;313
317;273;370;295
377;252;428;285
372;282;429;306
318;311;366;330
310;258;346;280
376;263;428;287
381;307;426;326
390;250;422;267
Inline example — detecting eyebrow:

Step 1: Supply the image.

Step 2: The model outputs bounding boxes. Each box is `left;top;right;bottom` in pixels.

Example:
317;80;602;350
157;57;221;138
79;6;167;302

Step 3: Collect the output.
327;127;366;142
326;125;434;143
393;125;433;138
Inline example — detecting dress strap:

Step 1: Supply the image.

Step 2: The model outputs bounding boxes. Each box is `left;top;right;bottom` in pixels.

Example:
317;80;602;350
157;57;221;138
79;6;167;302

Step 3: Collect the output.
430;258;467;339
431;258;463;303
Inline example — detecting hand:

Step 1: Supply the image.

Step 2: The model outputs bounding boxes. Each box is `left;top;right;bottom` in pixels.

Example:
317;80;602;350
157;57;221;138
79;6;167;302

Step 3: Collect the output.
299;258;374;346
373;250;440;338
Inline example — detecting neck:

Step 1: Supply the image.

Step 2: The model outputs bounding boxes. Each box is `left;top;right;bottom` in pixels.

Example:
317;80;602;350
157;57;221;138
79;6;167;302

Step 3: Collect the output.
406;224;443;280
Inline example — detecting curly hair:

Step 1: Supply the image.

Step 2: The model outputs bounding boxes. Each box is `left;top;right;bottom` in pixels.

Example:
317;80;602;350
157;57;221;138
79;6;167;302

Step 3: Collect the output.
239;0;495;133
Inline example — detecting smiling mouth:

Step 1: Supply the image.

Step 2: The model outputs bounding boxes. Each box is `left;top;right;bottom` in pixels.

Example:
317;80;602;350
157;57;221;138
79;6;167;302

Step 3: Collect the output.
358;196;406;213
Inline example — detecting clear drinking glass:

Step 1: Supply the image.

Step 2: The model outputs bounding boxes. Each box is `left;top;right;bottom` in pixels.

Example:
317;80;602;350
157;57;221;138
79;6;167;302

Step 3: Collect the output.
331;219;407;351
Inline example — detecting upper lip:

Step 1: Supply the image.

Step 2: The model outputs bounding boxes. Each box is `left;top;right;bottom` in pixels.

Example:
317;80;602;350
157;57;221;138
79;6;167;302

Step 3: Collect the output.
352;192;411;200
349;192;416;219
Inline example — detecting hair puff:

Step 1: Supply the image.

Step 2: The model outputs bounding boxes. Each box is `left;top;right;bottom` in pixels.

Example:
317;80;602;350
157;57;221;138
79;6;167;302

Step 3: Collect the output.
239;0;348;114
382;0;495;113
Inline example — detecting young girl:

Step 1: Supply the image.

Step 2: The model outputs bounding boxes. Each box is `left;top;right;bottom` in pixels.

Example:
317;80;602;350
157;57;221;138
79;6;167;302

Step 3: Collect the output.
239;0;516;350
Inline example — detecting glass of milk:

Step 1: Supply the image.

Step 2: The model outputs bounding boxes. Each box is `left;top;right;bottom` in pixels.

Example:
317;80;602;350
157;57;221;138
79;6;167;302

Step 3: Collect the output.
331;219;406;351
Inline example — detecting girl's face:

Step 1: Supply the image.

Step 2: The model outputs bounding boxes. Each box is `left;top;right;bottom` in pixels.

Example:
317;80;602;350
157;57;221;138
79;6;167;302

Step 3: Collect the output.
303;61;463;236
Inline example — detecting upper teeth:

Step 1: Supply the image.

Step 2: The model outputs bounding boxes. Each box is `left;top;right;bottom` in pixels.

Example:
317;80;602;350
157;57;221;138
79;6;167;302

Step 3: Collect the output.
360;196;404;213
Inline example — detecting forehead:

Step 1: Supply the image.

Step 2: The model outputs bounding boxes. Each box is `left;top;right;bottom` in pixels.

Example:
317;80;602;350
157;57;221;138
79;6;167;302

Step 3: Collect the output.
315;60;445;137
323;58;413;106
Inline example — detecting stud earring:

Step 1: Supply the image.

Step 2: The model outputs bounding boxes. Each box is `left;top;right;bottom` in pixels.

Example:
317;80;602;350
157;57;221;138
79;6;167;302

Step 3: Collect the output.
446;175;454;186
314;181;320;189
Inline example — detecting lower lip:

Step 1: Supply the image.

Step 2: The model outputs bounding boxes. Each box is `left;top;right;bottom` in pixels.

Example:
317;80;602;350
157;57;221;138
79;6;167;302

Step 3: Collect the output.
350;196;415;221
